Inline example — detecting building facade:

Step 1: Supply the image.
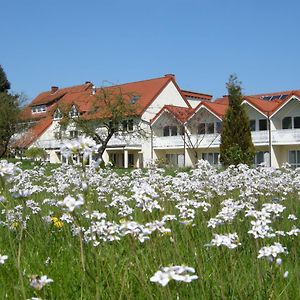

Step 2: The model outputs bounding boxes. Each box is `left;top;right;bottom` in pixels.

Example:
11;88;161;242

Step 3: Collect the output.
16;75;300;168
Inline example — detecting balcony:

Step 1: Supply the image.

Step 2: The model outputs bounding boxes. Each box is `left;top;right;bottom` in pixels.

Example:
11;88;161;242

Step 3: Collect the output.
153;134;220;149
108;134;142;147
153;131;270;149
33;139;63;149
251;131;269;145
153;135;185;149
272;129;300;145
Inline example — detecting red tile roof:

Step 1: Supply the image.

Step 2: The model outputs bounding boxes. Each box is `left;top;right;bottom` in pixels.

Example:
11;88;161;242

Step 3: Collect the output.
243;96;281;115
30;83;92;106
151;105;193;124
13;117;52;148
181;90;212;100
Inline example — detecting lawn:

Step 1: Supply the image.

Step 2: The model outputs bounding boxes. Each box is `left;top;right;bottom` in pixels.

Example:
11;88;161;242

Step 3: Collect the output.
0;160;299;299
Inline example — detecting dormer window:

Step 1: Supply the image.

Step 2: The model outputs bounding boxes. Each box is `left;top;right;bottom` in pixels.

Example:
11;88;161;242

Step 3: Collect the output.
32;105;47;114
130;95;140;104
53;109;62;120
122;119;134;132
69;105;79;118
163;126;178;136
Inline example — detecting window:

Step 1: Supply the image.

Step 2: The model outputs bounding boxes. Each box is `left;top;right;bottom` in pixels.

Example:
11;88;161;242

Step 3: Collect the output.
130;95;140;104
128;153;134;167
206;123;214;134
32;105;47;114
253;151;270;166
259;119;268;131
282;117;292;129
166;153;184;167
198;123;205;134
288;150;300;168
69;106;79;118
202;153;219;165
163;126;170;136
54;132;62;139
179;126;185;136
53;109;62;120
122;119;134;132
170;126;177;136
216;122;222;133
70;130;78;138
249;120;256;131
294;117;300;129
163;126;178;136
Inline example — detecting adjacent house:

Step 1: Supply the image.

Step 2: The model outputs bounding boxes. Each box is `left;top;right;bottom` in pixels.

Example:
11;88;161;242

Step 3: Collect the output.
151;90;300;168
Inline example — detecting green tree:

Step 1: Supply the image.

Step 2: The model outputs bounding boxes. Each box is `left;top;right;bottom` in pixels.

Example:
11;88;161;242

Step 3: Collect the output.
220;75;255;166
0;65;20;158
25;147;47;162
0;65;10;92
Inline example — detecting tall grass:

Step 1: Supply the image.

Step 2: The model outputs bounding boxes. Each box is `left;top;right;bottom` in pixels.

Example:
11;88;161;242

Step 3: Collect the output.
0;161;299;299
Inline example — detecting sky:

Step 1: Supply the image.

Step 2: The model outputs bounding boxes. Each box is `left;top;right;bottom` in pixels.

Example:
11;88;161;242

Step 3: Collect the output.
1;0;300;102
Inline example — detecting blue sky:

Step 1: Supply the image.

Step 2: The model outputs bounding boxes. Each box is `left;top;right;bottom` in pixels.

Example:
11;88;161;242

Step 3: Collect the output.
1;0;300;101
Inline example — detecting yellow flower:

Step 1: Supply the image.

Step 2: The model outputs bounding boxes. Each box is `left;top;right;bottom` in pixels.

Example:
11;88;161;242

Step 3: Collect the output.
12;222;19;229
51;217;64;229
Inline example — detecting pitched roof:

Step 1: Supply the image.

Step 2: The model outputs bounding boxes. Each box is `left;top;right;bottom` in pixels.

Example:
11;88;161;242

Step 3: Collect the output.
181;90;212;100
30;83;92;106
243;96;281;115
13;117;52;148
151;105;194;124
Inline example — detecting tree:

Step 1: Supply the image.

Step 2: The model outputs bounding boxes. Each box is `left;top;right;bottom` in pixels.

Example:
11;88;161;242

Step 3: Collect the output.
0;65;11;92
0;65;20;158
220;75;255;166
25;147;47;162
58;86;143;164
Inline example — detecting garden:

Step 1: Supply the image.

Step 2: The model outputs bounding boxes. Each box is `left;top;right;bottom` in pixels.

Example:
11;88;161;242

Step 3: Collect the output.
0;158;299;299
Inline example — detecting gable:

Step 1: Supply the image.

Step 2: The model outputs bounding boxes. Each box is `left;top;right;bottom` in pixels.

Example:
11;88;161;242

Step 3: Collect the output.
142;81;189;122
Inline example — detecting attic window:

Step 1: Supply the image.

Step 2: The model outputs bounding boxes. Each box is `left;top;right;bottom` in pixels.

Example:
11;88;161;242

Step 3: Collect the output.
53;109;62;120
32;105;47;114
69;105;79;117
130;95;140;104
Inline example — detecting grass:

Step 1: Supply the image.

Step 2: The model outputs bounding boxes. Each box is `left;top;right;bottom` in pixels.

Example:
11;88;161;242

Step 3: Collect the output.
0;161;299;299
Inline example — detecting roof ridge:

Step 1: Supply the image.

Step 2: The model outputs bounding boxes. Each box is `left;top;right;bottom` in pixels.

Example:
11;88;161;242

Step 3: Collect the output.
101;76;170;88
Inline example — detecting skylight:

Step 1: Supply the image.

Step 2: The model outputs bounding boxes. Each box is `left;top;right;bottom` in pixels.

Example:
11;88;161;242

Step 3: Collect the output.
130;95;140;104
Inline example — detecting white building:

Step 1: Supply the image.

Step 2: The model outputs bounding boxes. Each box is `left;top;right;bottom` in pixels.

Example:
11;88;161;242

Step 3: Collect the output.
151;90;300;168
16;75;300;168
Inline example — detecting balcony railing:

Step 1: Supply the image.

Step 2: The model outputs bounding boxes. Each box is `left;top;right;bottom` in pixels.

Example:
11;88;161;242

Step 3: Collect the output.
33;135;143;150
153;129;300;149
272;129;300;144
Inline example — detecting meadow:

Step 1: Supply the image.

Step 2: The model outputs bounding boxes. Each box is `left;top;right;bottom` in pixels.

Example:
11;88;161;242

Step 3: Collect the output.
0;159;300;299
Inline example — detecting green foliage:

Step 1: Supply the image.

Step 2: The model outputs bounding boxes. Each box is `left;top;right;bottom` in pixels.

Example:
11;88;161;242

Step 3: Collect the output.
25;147;47;161
220;75;255;166
0;65;10;92
0;166;299;299
0;92;20;158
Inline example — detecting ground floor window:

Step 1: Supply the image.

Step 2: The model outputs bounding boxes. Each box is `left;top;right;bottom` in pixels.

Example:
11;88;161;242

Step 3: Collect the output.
166;153;184;167
202;152;219;165
128;153;134;167
253;151;270;166
288;150;300;168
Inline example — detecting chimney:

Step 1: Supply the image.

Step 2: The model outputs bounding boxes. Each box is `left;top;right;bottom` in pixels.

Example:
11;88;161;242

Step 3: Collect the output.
164;74;176;80
51;86;58;93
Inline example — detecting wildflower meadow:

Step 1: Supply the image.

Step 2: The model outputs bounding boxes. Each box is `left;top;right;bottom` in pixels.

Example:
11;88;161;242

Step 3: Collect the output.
1;156;300;299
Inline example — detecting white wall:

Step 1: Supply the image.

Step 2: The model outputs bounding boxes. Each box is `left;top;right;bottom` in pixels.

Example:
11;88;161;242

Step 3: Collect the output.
141;81;189;122
271;98;300;129
186;108;220;134
187;98;201;108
